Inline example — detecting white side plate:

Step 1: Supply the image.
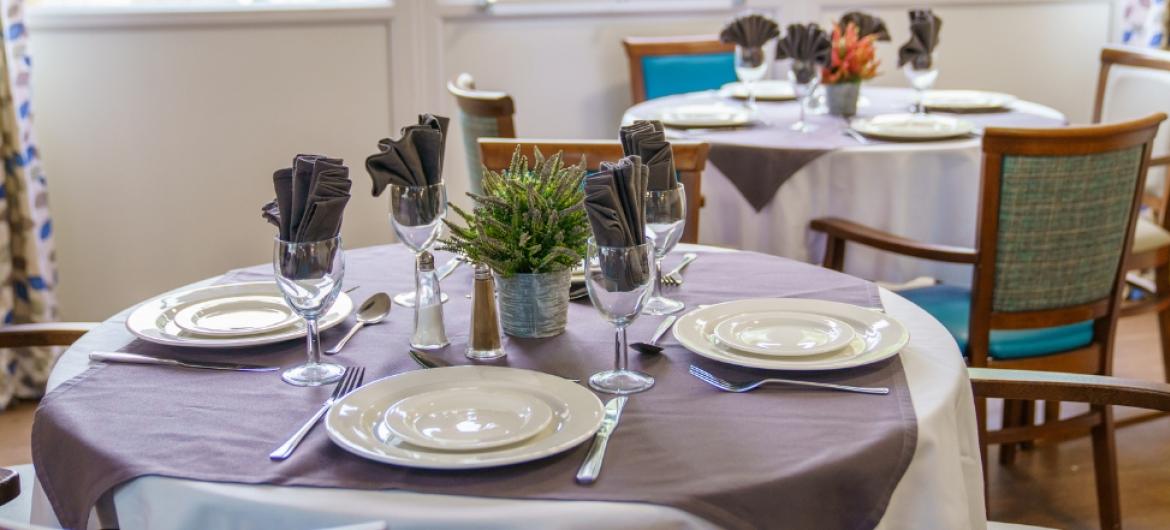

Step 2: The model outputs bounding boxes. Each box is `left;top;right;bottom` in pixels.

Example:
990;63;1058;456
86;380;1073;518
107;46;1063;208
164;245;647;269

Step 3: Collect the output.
712;311;856;357
172;295;298;337
720;80;796;101
382;386;555;451
923;90;1017;112
657;104;754;128
850;113;975;141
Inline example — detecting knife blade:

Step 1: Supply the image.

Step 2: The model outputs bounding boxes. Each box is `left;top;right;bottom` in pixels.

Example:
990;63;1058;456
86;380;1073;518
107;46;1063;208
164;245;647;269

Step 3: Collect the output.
409;348;452;369
89;351;278;372
575;396;628;485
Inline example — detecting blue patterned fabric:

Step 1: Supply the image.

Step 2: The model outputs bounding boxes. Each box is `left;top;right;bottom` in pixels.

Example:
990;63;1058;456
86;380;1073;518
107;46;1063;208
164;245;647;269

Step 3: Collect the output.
641;53;737;100
1121;0;1167;48
900;285;1094;360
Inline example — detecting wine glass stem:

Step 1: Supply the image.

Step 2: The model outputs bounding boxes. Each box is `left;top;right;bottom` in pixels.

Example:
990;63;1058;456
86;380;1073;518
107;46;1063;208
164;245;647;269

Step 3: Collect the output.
305;316;322;367
799;95;807;127
614;325;629;372
747;80;756;110
652;257;664;300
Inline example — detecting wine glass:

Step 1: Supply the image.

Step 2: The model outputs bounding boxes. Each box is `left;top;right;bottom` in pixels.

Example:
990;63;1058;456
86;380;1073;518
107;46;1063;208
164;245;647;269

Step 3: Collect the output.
734;40;777;113
903;60;939;115
274;236;346;387
643;183;686;315
787;60;820;132
389;181;448;307
584;238;656;395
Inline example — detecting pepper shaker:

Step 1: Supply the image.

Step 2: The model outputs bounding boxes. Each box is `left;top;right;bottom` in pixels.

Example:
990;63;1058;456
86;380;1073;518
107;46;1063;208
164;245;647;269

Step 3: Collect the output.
467;262;505;360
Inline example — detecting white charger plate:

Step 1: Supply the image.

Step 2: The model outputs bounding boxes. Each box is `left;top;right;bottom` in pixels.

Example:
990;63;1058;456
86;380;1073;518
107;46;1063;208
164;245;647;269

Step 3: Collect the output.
657;104;754;128
382;386;555;451
712;311;855;357
850;113;976;141
327;366;604;470
673;298;909;371
126;281;352;348
923;90;1017;112
172;295;298;337
720;80;796;101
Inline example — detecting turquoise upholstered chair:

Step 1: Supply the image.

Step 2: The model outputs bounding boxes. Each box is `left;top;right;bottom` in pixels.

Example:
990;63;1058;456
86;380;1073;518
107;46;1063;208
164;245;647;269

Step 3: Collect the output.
811;114;1166;530
622;35;737;103
447;74;516;196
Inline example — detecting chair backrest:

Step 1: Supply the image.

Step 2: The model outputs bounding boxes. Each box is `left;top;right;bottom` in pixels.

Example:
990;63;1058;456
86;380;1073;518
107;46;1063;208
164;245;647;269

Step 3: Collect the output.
478;138;709;244
967;114;1166;369
622;36;736;104
1093;46;1170;219
447;74;517;196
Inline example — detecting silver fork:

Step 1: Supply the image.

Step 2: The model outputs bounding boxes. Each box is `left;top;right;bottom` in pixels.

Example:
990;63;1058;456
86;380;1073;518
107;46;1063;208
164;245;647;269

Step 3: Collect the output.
688;365;889;395
662;253;698;286
270;366;366;460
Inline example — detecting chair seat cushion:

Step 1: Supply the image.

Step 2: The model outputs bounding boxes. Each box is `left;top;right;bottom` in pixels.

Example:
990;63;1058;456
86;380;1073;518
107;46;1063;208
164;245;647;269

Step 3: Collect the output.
1132;217;1170;254
641;53;736;100
899;285;1094;360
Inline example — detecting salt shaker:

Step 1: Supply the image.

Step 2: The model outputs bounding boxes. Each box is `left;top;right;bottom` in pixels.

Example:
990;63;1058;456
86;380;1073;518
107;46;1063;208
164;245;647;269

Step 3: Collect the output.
411;251;449;350
467;262;505;360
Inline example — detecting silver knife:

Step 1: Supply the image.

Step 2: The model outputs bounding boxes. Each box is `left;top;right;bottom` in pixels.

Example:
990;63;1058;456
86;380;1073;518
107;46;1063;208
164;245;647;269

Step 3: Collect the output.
576;396;628;485
89;351;278;372
409;348;452;369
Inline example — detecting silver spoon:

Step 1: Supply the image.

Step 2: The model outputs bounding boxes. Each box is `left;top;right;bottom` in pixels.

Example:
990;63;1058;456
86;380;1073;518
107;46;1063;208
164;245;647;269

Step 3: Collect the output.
325;293;391;355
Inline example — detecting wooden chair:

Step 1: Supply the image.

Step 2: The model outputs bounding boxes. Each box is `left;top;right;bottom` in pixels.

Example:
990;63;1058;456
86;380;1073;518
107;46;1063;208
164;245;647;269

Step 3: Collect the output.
447;73;517;196
810;114;1166;530
1092;46;1170;387
622;36;736;104
478;138;709;244
972;368;1170;530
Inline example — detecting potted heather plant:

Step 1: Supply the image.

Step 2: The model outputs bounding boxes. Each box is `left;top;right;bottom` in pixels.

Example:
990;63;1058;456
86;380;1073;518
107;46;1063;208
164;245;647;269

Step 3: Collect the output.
440;146;589;338
822;22;880;117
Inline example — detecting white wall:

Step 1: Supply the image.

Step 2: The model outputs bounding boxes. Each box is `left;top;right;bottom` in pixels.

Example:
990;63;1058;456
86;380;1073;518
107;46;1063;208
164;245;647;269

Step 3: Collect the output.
27;0;1117;320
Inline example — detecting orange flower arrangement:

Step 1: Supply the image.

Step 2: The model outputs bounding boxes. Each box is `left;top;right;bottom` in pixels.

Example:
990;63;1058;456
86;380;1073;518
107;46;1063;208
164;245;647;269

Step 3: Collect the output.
822;22;880;84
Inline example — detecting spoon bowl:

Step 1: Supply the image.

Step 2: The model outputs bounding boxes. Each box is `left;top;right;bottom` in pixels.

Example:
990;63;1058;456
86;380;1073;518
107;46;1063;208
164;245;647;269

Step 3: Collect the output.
325;293;392;355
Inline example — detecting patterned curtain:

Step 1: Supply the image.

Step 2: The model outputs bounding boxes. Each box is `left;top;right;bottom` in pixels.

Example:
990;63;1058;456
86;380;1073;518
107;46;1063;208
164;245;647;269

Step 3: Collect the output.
1121;0;1169;49
0;0;59;411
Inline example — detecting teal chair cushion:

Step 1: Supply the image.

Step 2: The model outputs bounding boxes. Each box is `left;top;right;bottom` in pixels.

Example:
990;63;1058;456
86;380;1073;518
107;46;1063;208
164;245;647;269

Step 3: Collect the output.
641;53;737;100
899;284;1094;360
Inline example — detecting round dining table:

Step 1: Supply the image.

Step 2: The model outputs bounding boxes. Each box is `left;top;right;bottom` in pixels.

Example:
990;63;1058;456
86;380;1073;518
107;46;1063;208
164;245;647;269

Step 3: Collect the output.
624;86;1067;288
30;244;985;530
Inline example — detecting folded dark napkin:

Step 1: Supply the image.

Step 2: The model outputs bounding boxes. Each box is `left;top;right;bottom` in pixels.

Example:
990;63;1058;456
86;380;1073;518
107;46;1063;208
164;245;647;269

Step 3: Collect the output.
366;113;450;196
898;9;942;69
261;154;351;243
719;13;780;68
840;11;891;41
584;156;652;291
776;23;832;83
619;120;676;192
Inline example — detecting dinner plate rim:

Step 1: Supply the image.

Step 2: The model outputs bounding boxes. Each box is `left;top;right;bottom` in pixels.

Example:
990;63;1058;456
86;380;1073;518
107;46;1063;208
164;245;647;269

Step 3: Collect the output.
656;103;754;128
719;80;797;101
849;113;976;140
171;294;299;337
922;89;1017;110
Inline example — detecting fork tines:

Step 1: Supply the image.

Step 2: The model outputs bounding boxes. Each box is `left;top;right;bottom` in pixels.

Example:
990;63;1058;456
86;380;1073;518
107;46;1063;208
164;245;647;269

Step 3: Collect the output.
333;366;366;400
688;365;732;391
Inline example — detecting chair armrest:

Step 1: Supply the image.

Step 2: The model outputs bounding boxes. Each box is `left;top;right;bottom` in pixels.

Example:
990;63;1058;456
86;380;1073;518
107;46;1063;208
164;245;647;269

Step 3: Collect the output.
0;322;98;348
969;368;1170;412
810;217;978;264
0;467;18;507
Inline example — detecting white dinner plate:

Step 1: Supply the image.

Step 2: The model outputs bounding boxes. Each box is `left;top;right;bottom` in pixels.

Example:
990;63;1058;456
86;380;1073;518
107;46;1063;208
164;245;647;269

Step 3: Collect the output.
673;298;909;371
382;386;555;451
720;80;796;101
850;113;976;141
657;104;754;128
126;281;352;348
712;311;856;357
922;90;1017;112
172;295;298;337
327;366;604;470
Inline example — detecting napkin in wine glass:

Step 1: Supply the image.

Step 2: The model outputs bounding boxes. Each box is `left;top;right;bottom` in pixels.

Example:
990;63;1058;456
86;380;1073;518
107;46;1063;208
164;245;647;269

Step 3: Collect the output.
585;156;652;291
262;154;352;243
719;13;780;68
898;9;942;69
775;23;832;83
619;120;676;192
365;114;450;196
839;11;891;41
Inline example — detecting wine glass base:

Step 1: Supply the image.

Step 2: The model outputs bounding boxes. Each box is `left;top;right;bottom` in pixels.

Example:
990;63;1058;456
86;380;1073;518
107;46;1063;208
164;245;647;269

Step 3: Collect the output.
643;295;685;315
282;362;345;387
790;121;818;133
589;369;655;395
393;291;450;308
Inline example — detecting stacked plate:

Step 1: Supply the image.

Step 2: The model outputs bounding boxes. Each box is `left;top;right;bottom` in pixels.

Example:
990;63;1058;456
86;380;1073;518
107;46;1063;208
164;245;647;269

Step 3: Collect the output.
673;298;909;371
850;113;976;142
922;90;1016;113
327;366;605;469
655;103;754;129
126;281;353;348
719;80;796;101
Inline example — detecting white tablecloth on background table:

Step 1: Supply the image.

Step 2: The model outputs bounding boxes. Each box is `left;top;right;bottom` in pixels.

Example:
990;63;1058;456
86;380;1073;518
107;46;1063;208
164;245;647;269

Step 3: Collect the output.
32;245;986;530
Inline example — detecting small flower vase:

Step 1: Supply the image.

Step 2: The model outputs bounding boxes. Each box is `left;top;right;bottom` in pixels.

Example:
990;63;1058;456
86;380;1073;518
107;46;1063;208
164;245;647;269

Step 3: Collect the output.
494;269;571;338
826;82;861;118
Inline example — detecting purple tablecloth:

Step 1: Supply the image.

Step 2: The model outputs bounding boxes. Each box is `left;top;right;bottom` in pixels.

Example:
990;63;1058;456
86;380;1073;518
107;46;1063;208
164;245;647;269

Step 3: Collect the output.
33;245;916;530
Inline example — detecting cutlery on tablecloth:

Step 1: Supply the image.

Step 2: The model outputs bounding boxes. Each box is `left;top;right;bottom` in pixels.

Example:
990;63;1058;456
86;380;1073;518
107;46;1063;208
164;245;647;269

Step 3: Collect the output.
575;396;627;485
344;285;361;294
630;315;677;355
409;348;581;383
662;253;698;286
843;129;871;145
326;293;392;356
270;366;366;461
437;256;465;281
688;365;889;395
89;351;278;372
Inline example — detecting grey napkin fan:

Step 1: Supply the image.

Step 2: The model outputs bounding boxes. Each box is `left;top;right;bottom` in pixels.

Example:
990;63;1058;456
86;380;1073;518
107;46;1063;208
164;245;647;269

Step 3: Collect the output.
776;23;832;84
366;113;451;196
839;11;891;41
619;120;677;192
262;154;352;243
584;156;652;291
898;9;942;69
719;13;780;68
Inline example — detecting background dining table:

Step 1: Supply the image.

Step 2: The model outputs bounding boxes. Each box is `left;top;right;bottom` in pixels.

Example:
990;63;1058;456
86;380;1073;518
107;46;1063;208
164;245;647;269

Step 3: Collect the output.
30;244;985;530
623;87;1067;288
